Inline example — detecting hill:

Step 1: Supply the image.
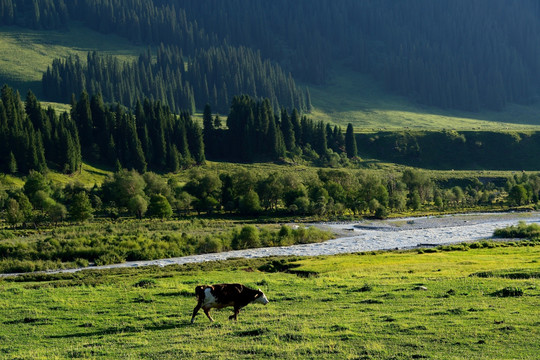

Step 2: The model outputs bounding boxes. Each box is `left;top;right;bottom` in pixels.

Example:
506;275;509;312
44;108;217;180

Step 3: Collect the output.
0;23;143;98
3;1;540;130
309;66;540;131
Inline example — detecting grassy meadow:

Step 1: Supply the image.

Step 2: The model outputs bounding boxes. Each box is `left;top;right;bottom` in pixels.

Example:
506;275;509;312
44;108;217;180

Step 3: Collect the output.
0;23;143;98
0;244;538;359
308;65;540;131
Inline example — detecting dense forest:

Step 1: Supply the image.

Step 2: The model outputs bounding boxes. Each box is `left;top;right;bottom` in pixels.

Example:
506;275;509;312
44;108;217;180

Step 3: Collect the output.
0;84;206;173
3;0;540;112
0;84;355;174
42;45;309;114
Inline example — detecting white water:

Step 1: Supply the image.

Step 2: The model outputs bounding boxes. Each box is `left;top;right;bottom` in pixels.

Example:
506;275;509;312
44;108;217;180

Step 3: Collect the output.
2;211;539;277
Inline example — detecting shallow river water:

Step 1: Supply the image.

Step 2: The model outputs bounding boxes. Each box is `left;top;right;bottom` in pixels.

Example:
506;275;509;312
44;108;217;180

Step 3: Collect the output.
3;211;540;277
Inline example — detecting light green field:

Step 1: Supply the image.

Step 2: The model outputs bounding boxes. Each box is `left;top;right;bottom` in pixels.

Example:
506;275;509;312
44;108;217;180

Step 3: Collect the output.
0;23;143;98
0;245;538;359
309;65;540;131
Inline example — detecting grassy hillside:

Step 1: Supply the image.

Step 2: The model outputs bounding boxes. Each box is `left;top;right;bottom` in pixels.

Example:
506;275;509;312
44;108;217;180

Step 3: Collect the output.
0;245;538;359
309;65;540;131
3;25;540;132
0;23;143;98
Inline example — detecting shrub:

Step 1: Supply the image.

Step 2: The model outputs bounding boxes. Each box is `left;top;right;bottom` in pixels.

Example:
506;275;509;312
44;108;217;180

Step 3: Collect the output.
94;252;125;266
490;287;524;297
233;225;261;249
134;279;157;288
197;236;222;254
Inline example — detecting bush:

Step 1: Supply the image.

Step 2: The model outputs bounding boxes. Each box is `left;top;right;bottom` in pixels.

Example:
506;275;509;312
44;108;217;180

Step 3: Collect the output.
134;279;157;288
197;236;222;254
232;225;261;249
491;287;524;297
95;252;125;266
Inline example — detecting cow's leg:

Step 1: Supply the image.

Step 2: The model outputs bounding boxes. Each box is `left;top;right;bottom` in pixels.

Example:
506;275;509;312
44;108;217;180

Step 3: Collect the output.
203;308;214;322
229;307;240;321
191;302;202;323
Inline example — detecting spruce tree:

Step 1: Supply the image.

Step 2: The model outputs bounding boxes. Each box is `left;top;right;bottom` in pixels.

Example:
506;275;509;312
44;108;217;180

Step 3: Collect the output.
8;151;17;173
345;123;357;158
202;104;214;157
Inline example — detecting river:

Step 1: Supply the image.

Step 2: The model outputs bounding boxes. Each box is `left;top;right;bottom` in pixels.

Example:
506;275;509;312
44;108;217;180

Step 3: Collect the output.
2;211;539;277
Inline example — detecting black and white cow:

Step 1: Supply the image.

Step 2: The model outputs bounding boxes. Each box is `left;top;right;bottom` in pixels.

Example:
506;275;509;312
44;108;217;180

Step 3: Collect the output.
190;283;269;323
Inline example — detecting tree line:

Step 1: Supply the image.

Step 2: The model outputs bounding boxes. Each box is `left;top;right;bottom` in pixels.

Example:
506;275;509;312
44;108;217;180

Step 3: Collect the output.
205;95;356;165
1;84;354;174
70;90;205;173
6;0;540;111
355;130;540;171
1;168;538;229
42;45;309;114
8;0;540;111
0;84;205;174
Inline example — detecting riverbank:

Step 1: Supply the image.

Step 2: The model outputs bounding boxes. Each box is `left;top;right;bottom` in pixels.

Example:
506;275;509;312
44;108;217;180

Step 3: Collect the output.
2;211;539;278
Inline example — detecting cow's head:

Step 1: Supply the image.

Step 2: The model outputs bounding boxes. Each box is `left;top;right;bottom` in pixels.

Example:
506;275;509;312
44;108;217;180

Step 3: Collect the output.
254;289;269;305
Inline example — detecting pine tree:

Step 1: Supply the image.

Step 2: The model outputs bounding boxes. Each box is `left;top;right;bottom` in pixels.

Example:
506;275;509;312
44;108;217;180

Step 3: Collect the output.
8;151;17;173
281;108;295;151
345;123;357;158
202;103;214;157
74;90;93;151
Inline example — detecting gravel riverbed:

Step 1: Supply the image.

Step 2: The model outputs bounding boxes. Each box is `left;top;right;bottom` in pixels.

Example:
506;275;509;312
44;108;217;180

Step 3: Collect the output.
2;211;539;277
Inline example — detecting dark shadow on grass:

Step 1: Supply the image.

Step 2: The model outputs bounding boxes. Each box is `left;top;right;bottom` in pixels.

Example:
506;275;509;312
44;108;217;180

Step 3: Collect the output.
156;290;193;298
47;320;190;339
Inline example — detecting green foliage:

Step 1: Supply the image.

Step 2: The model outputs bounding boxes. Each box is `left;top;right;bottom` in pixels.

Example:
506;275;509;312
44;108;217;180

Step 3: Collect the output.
494;221;540;239
147;194;173;219
69;191;93;222
232;225;261;250
238;190;262;215
0;221;331;273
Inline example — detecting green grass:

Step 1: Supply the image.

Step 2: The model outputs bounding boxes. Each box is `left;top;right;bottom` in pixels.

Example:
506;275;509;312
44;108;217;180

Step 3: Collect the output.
46;163;112;187
0;245;538;359
309;64;540;131
0;22;143;98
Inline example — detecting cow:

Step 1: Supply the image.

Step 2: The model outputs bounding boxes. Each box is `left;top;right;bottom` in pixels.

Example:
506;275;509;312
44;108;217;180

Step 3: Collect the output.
190;283;269;323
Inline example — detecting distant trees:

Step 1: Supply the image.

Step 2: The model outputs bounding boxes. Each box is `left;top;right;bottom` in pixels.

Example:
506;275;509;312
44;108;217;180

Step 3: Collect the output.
43;46;309;114
1;167;539;228
1;83;357;174
4;0;540;112
69;91;205;172
218;95;351;163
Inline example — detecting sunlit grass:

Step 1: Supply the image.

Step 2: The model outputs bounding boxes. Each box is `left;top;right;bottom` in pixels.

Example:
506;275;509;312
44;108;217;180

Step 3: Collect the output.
308;64;540;131
0;22;144;98
0;245;538;359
